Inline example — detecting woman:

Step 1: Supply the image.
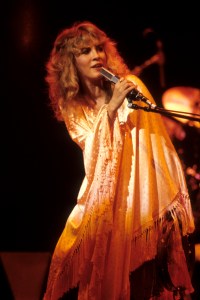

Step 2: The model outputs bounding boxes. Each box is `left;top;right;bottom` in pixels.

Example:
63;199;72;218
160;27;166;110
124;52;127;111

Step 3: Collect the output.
43;21;195;300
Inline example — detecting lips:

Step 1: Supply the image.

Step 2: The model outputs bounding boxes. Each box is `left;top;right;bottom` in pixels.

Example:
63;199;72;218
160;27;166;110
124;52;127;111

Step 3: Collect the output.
91;64;103;68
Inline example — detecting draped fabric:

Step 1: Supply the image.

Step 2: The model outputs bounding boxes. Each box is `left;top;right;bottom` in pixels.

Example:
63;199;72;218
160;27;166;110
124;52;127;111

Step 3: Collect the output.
43;75;195;300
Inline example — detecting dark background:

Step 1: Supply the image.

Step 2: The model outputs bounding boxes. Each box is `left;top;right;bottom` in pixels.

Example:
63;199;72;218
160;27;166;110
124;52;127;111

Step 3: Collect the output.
1;0;200;252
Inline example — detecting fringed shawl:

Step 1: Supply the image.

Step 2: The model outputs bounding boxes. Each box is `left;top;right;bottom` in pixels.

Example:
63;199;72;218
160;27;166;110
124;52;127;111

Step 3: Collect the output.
43;75;195;300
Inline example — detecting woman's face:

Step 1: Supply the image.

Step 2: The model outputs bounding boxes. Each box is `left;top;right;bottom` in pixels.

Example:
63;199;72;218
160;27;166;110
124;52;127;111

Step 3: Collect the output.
74;43;107;82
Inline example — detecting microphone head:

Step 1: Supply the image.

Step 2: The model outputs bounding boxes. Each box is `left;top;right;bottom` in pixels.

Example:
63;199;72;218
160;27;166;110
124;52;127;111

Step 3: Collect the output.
100;67;119;84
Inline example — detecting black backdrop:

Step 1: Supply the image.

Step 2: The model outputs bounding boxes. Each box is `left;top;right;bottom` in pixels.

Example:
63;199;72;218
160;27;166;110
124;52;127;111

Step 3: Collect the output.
1;0;200;253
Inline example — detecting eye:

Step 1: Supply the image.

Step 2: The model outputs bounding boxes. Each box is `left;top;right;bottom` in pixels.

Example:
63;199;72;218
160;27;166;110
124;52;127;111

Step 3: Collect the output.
96;44;104;52
81;47;91;55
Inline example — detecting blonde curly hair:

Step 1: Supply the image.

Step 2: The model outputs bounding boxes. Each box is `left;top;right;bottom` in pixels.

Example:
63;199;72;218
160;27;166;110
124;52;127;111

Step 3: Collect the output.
45;21;130;120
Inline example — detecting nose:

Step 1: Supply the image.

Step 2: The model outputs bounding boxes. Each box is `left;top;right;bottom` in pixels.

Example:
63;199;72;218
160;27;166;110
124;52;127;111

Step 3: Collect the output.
91;47;100;58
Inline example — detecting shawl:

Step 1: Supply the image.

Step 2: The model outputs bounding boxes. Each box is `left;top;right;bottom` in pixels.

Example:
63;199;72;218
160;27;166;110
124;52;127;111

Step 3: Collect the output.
43;75;195;300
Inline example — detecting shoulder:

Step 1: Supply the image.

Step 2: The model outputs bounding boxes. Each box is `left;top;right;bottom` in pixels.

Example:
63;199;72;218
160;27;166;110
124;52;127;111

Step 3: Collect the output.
126;74;145;87
126;73;149;93
125;73;155;103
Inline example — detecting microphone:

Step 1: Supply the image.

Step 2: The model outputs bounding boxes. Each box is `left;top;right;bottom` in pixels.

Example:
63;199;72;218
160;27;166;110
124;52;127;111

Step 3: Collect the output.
100;67;157;109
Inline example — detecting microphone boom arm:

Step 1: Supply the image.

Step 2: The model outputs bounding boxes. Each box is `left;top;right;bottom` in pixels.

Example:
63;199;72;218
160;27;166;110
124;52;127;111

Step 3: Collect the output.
99;67;200;123
128;101;200;123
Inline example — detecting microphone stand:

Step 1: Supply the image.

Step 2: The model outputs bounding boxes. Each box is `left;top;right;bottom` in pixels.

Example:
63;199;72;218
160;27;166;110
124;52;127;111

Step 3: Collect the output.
127;101;200;124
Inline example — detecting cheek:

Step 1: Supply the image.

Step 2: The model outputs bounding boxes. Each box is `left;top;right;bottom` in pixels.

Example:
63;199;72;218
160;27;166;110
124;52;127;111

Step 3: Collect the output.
101;52;107;63
75;57;89;72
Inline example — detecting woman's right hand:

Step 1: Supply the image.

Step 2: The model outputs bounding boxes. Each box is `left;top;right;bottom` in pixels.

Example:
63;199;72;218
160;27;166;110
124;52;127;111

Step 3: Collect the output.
107;78;137;120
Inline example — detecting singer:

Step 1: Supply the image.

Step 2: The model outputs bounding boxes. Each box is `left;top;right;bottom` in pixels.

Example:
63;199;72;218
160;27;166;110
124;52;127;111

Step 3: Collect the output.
43;21;195;300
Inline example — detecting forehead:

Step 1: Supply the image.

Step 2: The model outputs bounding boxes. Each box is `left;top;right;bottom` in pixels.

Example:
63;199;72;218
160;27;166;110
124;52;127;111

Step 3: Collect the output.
74;33;104;49
71;32;106;57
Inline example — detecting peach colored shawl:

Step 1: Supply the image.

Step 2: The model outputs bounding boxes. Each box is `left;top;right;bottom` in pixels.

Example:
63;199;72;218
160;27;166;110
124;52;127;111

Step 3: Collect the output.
44;75;194;300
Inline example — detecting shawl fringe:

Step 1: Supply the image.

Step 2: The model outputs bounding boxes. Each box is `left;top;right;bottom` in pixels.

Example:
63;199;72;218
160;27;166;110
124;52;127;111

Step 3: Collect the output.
44;191;194;300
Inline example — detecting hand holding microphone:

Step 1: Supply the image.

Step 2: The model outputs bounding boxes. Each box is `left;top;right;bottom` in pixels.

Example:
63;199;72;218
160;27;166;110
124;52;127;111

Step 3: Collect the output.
100;67;138;112
100;67;157;109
